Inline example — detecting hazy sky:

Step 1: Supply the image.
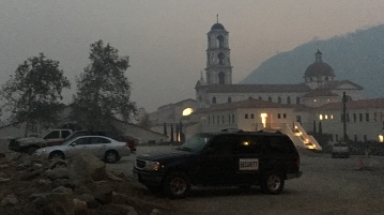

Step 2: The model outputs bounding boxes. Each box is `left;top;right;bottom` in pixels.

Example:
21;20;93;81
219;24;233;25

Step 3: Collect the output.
1;0;384;112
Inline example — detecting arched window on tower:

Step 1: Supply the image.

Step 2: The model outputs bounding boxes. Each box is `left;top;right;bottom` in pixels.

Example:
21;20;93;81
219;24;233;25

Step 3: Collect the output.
228;97;232;103
217;35;224;48
218;53;225;65
258;96;263;100
278;97;282;104
212;96;216;104
268;97;272;102
218;72;225;84
287;96;291;104
296;97;301;104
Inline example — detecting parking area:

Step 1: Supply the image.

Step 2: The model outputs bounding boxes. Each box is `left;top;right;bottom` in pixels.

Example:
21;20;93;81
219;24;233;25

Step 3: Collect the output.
106;145;384;215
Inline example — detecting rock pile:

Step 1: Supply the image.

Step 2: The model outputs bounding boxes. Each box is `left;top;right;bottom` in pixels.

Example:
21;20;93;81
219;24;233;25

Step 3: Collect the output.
0;152;172;215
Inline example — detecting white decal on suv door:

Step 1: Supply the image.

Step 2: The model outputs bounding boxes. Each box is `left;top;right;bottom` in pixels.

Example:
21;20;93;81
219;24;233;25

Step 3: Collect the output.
239;158;259;170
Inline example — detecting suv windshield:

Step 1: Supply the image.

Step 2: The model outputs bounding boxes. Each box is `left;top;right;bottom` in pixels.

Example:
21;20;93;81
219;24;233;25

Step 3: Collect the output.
179;133;214;152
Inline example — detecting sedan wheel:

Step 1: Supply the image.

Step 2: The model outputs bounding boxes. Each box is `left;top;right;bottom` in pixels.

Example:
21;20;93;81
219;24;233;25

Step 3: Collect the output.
105;151;119;163
49;151;65;160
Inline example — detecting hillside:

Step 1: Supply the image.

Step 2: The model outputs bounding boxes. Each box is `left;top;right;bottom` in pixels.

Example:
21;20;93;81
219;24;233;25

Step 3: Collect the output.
242;24;384;98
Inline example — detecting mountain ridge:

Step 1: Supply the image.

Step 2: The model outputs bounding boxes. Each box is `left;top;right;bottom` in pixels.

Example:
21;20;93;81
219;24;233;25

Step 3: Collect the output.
242;24;384;99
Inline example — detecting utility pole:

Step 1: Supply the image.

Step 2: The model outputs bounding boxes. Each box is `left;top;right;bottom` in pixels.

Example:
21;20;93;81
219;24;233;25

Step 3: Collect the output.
342;91;348;141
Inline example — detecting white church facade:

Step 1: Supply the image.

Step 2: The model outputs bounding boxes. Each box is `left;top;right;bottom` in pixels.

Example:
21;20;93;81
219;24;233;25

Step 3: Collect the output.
149;21;384;149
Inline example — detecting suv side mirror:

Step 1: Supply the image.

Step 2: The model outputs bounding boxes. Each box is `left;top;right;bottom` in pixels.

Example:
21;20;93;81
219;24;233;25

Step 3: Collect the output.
70;142;76;147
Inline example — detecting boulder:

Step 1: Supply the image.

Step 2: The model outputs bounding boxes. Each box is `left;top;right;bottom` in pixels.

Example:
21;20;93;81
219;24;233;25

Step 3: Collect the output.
0;171;12;183
1;194;18;207
45;167;70;180
51;179;77;190
76;193;98;209
73;198;88;215
19;169;44;180
31;193;75;215
91;183;113;204
50;159;69;169
69;153;107;184
53;186;74;196
108;204;138;215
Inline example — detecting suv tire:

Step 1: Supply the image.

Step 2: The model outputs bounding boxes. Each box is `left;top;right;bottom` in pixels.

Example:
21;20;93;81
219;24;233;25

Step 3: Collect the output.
261;171;285;195
163;172;190;199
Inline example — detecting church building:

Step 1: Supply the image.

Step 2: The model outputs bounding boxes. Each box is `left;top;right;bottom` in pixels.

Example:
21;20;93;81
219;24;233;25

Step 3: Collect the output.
149;21;384;149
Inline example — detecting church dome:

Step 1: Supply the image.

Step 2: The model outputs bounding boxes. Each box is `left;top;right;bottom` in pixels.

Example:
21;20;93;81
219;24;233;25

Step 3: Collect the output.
304;50;335;78
211;23;225;31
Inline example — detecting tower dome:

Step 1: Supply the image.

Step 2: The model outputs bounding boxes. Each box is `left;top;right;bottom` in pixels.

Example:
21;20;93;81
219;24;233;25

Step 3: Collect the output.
304;50;335;78
211;23;226;31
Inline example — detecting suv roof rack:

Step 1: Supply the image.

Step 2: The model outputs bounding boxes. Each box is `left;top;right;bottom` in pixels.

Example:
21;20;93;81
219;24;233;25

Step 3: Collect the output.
256;129;283;134
220;128;244;133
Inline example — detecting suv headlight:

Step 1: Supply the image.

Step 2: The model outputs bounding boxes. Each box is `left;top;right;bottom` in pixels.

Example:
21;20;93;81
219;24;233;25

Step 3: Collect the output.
144;161;162;171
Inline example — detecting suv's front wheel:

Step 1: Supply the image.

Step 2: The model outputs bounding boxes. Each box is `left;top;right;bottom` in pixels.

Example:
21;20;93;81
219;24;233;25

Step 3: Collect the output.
261;171;285;195
163;172;190;199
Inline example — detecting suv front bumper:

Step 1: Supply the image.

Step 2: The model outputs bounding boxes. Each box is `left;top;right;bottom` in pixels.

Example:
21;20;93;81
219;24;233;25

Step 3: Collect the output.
133;168;165;186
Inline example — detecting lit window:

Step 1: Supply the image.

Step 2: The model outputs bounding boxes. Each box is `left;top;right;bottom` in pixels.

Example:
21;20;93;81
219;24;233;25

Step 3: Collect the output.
327;99;331;102
379;135;384;143
260;113;268;128
325;115;328;119
313;99;317;103
330;115;334;119
319;114;323;120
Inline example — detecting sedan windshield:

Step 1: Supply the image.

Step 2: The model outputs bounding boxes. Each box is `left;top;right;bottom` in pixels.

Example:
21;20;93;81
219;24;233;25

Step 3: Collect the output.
179;133;214;152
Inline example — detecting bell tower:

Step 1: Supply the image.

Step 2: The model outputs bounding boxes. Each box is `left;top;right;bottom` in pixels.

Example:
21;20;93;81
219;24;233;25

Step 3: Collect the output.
205;17;232;85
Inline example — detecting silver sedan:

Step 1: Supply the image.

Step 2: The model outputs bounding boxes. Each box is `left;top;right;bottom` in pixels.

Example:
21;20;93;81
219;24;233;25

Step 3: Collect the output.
35;135;131;163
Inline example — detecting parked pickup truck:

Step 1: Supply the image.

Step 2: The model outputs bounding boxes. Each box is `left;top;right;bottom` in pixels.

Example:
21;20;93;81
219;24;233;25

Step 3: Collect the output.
331;142;350;158
8;129;73;154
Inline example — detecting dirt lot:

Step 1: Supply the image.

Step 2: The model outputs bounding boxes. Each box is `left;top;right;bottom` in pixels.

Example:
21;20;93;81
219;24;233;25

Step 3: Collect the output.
109;146;384;215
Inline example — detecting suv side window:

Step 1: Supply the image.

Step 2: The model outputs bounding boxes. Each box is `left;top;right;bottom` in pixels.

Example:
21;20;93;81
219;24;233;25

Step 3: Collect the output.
235;135;264;155
266;136;294;154
44;131;60;139
209;135;237;155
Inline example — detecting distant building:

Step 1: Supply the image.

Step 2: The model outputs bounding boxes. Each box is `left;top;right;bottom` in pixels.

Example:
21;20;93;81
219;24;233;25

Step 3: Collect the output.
150;21;384;148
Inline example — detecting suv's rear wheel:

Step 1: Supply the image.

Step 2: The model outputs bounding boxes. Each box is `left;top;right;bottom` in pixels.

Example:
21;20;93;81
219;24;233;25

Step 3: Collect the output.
261;171;285;195
163;172;190;199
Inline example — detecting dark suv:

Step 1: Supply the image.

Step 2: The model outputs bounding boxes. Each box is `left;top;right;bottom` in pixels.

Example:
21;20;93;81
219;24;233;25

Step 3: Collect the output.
133;130;302;199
